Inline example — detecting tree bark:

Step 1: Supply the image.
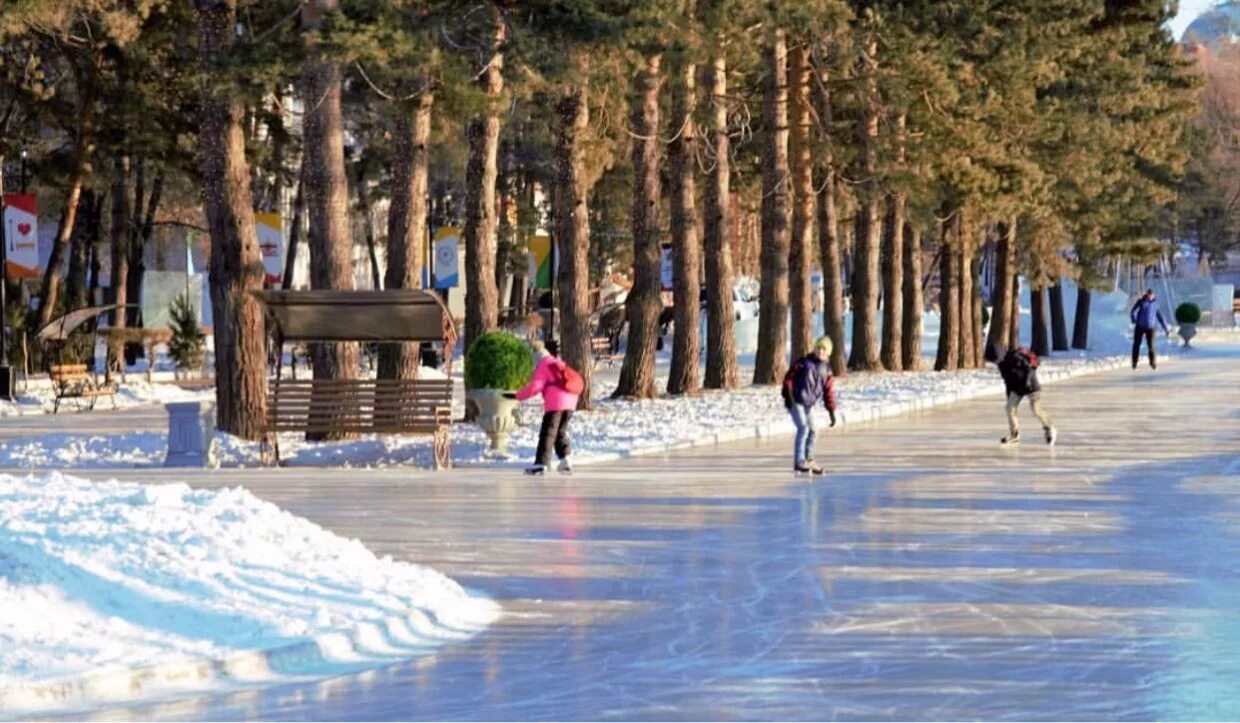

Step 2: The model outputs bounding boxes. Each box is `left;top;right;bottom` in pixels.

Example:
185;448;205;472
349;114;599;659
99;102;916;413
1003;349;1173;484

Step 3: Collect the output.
109;156;131;353
126;164;162;328
1009;272;1021;348
1072;286;1090;349
849;37;882;372
1031;282;1050;356
667;55;700;396
196;0;268;439
281;162;305;291
36;106;92;328
881;193;905;370
555;76;593;408
66;189;98;312
1049;279;1070;351
302;0;358;441
958;227;976;369
971;261;984;367
463;11;504;352
754;30;790;385
934;205;959;371
816;67;847;377
900;224;922;370
703;50;738;390
615;53;663;399
379;89;433;381
788;44;814;362
986;219;1015;352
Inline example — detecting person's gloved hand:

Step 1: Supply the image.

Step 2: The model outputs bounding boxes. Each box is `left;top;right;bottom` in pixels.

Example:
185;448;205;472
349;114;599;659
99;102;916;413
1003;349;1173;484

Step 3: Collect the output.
828;409;837;427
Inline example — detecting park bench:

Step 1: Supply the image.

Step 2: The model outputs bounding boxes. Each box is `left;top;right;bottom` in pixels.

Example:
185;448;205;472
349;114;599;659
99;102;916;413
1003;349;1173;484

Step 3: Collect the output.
591;336;617;368
263;377;453;468
49;363;118;414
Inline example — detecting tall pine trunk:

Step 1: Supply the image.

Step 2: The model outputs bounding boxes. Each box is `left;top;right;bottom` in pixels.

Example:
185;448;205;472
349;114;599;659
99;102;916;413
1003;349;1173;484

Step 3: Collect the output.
108;155;131;375
986;219;1015;351
36;105;92;328
379;90;434;381
880;192;905;370
196;0;268;439
957;227;976;369
1009;272;1021;348
463;12;504;352
703;50;738;390
667;55;700;396
849;38;882;372
302;0;359;440
788;45;814;361
900;225;922;369
555;77;594;408
281;162;304;290
753;30;790;385
1031;282;1050;356
65;190;98;312
1049;280;1070;351
934;204;959;371
616;53;663;399
126;163;162;328
816;67;847;376
1072;287;1091;349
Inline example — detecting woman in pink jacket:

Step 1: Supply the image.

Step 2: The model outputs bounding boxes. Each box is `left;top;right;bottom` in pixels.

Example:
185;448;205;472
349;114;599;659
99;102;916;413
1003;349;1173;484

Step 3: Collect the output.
512;339;579;474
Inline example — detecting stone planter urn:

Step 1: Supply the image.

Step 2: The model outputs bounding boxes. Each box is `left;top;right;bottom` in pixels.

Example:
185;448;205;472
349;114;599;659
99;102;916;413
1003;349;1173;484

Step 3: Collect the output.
1178;322;1197;348
469;389;521;453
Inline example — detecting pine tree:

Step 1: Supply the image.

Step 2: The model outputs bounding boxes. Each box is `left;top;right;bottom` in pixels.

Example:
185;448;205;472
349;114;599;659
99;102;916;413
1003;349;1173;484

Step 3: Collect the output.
168;293;205;374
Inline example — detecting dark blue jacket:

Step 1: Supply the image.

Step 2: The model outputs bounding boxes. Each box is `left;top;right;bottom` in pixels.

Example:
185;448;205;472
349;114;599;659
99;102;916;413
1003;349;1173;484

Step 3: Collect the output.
1130;296;1169;333
989;341;1041;397
782;354;837;410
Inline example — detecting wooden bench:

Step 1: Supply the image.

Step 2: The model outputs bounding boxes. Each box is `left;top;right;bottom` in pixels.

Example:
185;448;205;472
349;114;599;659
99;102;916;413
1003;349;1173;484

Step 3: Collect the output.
591;336;617;368
262;378;454;468
48;363;118;414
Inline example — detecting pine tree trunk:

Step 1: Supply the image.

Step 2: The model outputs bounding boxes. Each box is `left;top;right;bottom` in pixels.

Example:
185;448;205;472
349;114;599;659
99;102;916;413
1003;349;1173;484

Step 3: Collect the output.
555;77;594;409
881;193;905;370
616;53;663;399
1009;272;1021;348
667;56;700;396
196;0;268;439
109;156;131;366
849;38;882;372
900;225;922;370
1049;280;1070;351
934;205;959;371
788;45;814;362
463;12;504;352
986;219;1015;351
703;50;738;390
282;162;304;291
1072;287;1090;349
971;267;984;368
127;164;162;328
36;113;91;328
66;190;97;312
754;30;790;385
816;69;847;377
302;0;358;441
958;225;976;369
1031;283;1050;356
379;90;433;381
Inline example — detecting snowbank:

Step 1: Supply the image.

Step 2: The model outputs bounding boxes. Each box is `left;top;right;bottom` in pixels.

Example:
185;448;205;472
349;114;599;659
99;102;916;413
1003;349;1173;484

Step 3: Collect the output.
0;472;499;714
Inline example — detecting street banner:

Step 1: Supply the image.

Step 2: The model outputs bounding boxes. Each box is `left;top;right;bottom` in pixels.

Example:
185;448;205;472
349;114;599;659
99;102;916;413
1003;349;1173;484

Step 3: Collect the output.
528;233;553;289
3;194;39;280
661;243;674;291
255;212;283;285
432;226;460;288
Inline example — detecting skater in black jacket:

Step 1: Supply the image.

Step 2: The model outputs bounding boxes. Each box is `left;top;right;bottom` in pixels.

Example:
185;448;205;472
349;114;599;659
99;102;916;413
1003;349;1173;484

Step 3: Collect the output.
986;341;1056;447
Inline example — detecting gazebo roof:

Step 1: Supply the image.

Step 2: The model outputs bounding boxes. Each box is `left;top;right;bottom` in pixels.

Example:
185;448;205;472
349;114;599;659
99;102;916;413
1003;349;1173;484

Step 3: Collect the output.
252;290;456;343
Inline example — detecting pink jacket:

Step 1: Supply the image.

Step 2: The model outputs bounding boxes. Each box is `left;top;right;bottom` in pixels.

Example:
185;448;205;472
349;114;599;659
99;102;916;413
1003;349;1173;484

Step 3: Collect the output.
515;356;580;412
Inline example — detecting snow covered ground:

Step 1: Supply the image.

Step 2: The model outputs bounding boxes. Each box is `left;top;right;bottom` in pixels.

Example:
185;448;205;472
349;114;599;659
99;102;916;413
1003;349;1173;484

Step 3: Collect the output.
0;472;500;715
0;374;214;418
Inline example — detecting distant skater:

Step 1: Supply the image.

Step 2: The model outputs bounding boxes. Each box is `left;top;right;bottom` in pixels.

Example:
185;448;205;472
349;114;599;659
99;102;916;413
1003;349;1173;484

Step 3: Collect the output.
781;336;838;474
1130;289;1169;370
986;341;1056;447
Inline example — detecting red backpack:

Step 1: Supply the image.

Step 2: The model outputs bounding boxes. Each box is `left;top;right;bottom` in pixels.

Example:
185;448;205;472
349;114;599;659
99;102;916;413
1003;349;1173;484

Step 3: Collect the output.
556;361;585;395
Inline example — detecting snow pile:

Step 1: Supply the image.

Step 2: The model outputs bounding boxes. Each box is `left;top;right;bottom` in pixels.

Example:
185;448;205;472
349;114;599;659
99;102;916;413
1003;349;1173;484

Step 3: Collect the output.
0;472;500;712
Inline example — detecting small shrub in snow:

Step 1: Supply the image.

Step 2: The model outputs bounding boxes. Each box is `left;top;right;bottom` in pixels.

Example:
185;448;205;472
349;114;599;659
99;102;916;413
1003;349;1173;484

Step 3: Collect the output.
168;294;206;373
464;332;534;390
1174;302;1201;324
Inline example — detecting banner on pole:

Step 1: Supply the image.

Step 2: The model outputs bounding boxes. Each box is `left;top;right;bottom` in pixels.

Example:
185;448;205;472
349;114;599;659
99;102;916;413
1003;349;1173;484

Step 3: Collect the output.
661;243;674;291
432;226;460;288
3;194;39;280
255;212;283;285
528;233;553;289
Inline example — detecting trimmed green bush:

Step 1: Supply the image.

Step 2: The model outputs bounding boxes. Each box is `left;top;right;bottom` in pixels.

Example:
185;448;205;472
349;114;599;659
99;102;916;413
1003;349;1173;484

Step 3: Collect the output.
168;293;206;371
1174;302;1201;325
465;331;534;391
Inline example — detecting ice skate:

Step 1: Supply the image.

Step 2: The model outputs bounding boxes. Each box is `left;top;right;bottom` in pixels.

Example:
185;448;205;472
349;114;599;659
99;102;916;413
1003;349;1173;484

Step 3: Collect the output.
557;458;573;475
1045;426;1057;446
1000;432;1021;447
524;464;547;476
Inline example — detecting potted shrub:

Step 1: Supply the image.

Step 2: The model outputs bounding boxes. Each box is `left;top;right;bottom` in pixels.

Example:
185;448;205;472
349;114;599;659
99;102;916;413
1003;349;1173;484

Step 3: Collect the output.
465;331;534;453
168;294;206;377
1175;302;1201;348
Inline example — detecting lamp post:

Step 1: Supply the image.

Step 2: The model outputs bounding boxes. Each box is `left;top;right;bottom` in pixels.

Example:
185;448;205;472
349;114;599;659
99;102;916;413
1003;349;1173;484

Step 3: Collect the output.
0;190;11;400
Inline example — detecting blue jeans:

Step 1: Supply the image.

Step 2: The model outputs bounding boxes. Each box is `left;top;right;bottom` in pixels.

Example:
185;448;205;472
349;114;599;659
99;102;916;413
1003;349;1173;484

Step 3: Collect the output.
789;404;817;466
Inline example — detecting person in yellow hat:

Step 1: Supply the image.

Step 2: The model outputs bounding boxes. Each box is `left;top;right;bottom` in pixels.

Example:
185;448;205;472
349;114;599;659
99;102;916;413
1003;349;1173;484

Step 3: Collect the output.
780;336;838;474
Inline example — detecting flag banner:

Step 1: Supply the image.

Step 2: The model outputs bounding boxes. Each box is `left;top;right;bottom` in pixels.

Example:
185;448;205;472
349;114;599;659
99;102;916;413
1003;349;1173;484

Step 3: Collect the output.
432;226;460;289
3;194;39;280
661;243;674;291
528;233;553;289
255;212;283;285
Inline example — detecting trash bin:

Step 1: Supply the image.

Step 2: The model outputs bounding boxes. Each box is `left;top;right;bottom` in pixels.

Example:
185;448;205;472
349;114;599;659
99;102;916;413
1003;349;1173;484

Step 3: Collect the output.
164;401;218;468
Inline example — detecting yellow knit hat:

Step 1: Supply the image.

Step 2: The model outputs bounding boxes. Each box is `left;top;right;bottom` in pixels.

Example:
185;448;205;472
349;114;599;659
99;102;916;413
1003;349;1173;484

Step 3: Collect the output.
814;336;833;354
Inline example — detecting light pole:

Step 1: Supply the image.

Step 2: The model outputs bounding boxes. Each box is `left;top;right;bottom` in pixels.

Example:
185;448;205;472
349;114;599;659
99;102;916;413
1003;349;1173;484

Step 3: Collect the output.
0;182;11;400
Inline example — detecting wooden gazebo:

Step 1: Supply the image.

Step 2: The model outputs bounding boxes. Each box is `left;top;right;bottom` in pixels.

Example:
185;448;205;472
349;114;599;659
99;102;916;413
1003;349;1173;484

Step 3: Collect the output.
252;289;458;468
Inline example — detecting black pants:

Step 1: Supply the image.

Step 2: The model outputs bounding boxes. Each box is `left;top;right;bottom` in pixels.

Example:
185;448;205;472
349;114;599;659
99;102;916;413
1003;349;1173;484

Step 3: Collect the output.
535;410;573;465
1132;327;1156;368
